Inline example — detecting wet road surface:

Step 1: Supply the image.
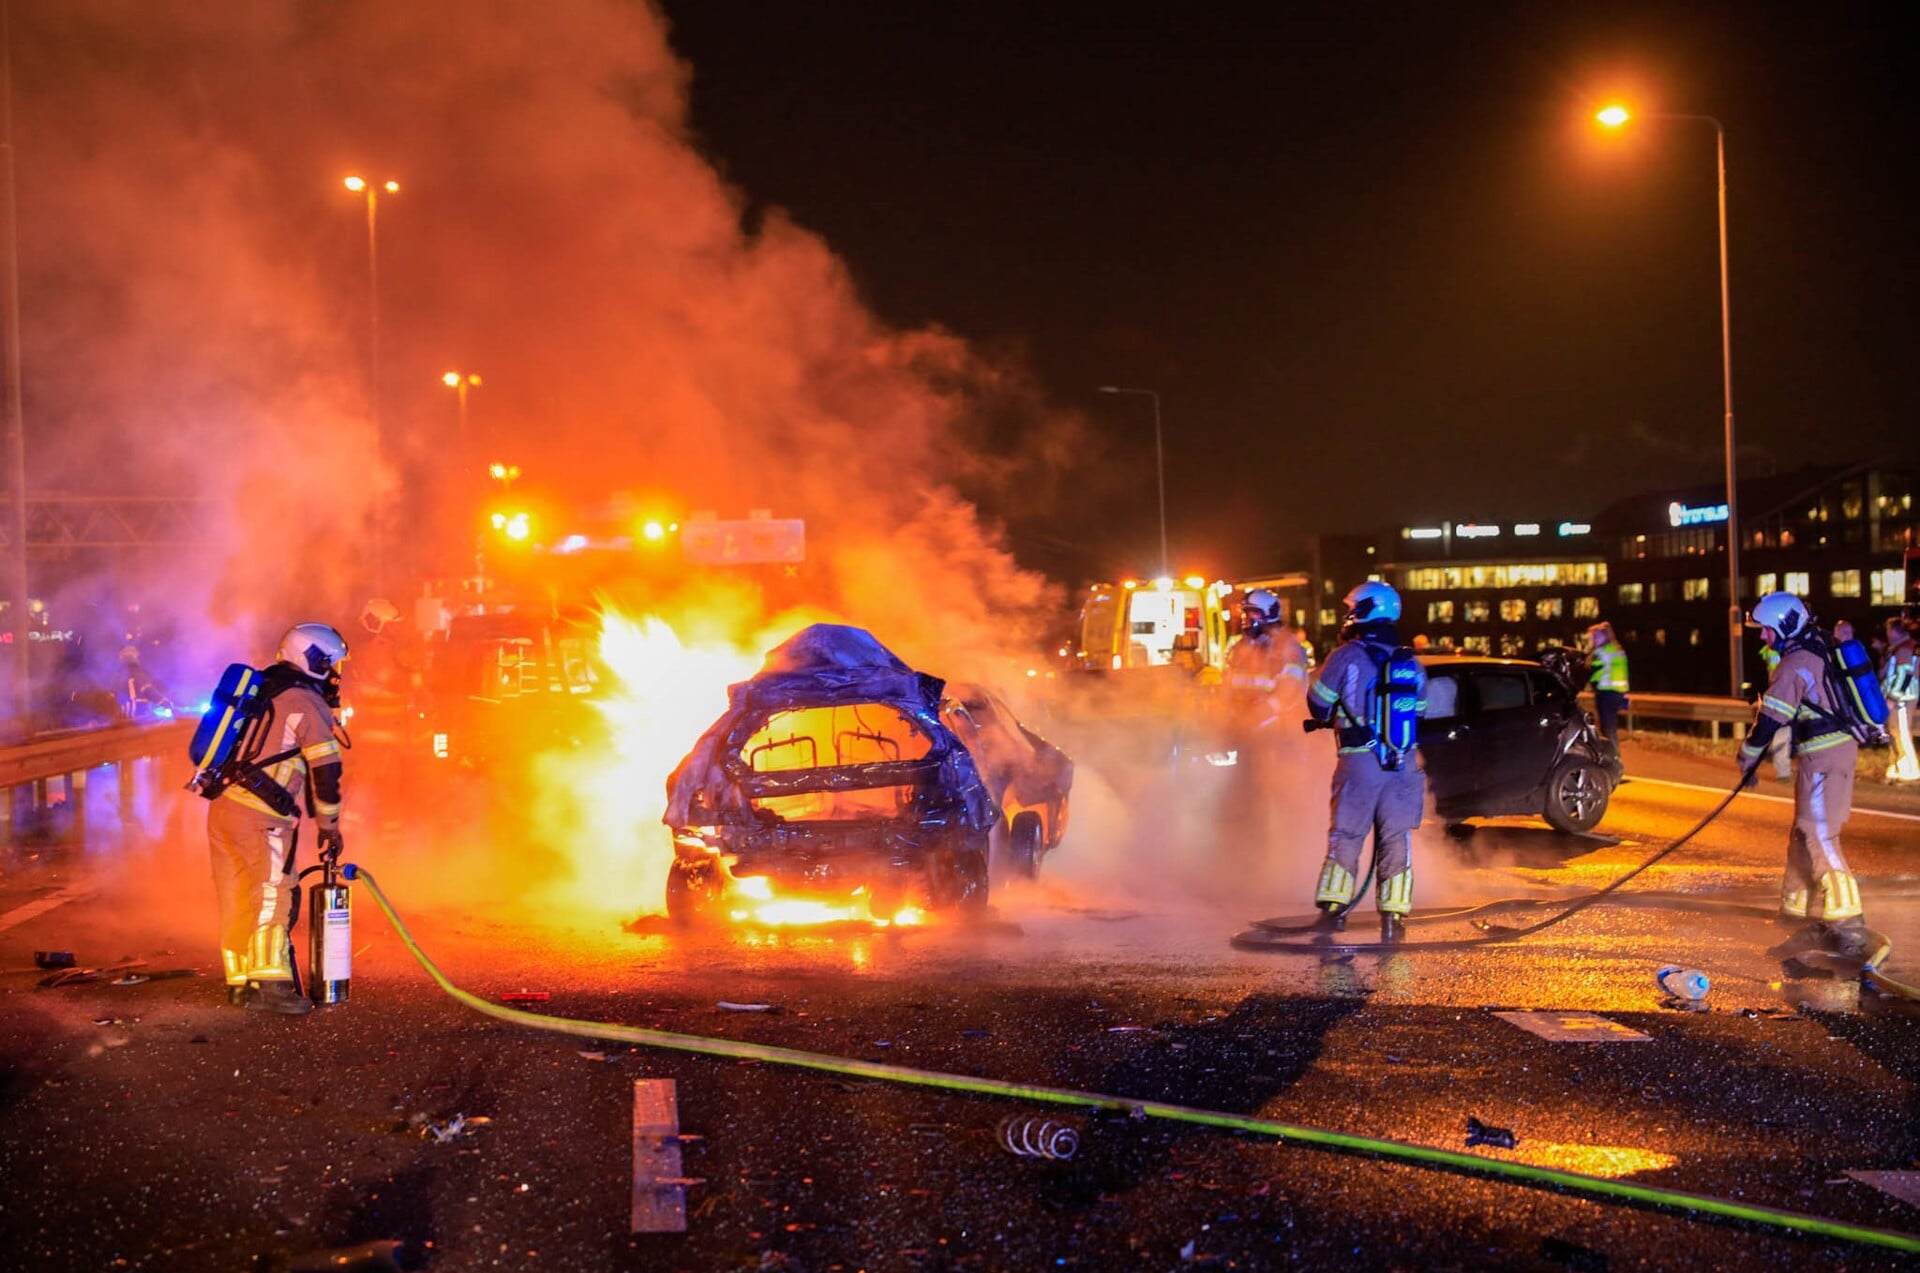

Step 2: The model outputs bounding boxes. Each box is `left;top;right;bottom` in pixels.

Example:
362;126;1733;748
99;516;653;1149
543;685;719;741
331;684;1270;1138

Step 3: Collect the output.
2;740;1918;1270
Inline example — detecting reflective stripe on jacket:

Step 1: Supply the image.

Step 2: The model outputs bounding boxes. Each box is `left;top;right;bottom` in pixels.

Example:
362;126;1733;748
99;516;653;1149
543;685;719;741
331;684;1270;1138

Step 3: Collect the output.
1589;643;1630;693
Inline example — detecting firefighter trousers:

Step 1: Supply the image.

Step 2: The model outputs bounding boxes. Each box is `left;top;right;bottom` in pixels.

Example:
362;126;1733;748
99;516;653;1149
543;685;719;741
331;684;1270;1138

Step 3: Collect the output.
1315;752;1424;915
1887;700;1919;782
1780;741;1863;923
208;798;300;987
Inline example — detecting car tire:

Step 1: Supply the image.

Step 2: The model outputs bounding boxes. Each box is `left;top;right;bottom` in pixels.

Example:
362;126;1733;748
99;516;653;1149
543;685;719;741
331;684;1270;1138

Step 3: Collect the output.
928;845;990;913
1544;759;1610;834
665;862;722;925
1007;811;1044;879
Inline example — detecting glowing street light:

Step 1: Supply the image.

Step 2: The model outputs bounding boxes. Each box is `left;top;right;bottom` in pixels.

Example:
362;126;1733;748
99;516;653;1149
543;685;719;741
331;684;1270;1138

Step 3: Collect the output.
441;370;481;447
1594;103;1743;697
1096;385;1169;578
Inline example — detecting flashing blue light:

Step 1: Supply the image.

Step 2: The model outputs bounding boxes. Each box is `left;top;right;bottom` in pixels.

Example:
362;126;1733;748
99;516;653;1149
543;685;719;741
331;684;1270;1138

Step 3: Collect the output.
151;705;175;720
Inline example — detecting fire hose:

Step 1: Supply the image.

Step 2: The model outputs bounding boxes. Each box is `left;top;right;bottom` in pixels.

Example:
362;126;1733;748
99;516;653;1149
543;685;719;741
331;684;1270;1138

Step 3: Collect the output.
344;863;1920;1255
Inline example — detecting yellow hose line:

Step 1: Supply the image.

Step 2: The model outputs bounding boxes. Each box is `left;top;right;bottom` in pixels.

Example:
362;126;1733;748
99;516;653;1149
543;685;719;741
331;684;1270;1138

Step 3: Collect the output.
346;866;1920;1255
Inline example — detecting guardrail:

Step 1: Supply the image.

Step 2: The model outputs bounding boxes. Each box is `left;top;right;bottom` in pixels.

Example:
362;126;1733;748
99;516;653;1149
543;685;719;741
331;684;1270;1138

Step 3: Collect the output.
1580;691;1754;742
0;719;193;843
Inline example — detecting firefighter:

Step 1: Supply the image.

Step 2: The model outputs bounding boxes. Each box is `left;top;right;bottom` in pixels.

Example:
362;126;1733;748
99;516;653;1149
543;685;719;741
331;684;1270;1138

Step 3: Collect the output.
1882;615;1920;782
1586;622;1630;748
1755;641;1792;781
1307;581;1427;944
1738;592;1872;958
1223;589;1308;730
207;624;349;1014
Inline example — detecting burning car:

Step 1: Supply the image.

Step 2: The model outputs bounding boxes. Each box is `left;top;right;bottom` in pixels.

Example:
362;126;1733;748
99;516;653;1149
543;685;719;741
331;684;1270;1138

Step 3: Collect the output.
662;624;1071;924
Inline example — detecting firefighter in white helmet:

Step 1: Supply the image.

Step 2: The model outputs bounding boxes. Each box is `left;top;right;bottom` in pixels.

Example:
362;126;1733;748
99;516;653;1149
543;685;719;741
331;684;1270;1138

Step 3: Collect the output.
207;623;350;1014
1306;581;1426;944
1738;592;1873;960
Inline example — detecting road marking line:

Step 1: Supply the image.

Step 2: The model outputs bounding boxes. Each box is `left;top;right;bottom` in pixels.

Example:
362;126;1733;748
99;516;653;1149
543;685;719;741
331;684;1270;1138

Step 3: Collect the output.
1493;1010;1651;1042
0;885;93;934
1625;776;1920;824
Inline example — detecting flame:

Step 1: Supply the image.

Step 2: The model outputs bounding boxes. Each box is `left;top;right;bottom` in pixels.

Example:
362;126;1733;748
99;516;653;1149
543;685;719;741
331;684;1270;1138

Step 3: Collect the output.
723;876;928;928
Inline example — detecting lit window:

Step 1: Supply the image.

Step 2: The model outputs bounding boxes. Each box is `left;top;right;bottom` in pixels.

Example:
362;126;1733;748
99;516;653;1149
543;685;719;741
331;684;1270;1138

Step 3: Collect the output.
1757;572;1777;595
1829;569;1861;599
1647;582;1667;603
1319;608;1337;628
1654;628;1668;646
1689;628;1702;647
1428;600;1455;625
1683;577;1711;601
1784;572;1810;595
1574;596;1600;619
1500;633;1528;656
1499;598;1526;622
1463;635;1492;655
1617;583;1643;605
1535;598;1563;620
1871;569;1907;606
1464;600;1491;623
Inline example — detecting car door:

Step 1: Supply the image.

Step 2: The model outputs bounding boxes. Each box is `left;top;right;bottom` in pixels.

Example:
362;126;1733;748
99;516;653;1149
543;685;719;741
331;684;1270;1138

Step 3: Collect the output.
1415;668;1477;814
1467;667;1541;811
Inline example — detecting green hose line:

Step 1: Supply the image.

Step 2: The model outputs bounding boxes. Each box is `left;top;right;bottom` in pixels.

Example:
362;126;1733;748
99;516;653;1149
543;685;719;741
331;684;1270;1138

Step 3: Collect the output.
345;865;1920;1256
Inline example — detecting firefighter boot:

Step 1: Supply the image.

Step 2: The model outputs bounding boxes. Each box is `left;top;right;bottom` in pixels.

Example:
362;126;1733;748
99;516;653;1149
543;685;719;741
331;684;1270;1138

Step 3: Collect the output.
1822;917;1884;965
1379;914;1407;945
1310;904;1347;934
245;981;313;1016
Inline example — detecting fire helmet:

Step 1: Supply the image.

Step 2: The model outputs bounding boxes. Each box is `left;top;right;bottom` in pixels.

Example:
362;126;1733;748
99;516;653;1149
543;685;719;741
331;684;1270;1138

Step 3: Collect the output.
1747;592;1809;642
1240;588;1282;632
360;598;401;635
277;623;350;682
1343;581;1402;625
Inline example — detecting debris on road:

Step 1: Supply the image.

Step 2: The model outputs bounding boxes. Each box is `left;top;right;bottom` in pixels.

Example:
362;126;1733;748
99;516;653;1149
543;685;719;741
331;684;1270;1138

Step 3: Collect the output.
37;967;101;989
1465;1115;1519;1150
999;1115;1080;1160
716;1001;781;1014
577;1049;611;1061
284;1238;405;1272
112;975;149;986
416;1113;491;1143
632;1078;689;1234
1656;966;1711;1010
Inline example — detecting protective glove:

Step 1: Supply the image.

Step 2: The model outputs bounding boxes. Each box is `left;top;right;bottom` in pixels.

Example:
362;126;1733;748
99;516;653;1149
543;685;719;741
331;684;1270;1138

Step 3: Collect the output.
317;826;345;864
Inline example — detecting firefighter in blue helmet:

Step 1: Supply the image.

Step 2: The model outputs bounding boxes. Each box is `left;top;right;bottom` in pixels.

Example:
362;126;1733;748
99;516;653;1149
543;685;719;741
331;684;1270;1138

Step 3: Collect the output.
1305;581;1427;943
206;624;349;1014
1738;592;1873;960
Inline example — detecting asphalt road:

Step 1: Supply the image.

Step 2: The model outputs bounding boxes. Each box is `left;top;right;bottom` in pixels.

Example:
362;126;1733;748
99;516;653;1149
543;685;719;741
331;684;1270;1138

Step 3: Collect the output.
2;739;1918;1271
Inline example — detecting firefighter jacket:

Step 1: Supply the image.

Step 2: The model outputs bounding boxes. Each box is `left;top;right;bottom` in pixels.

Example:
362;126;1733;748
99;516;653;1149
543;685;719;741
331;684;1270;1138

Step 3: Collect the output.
1589;641;1630;693
1742;644;1852;761
219;678;345;828
1309;629;1428;757
1882;635;1919;704
1224;627;1308;725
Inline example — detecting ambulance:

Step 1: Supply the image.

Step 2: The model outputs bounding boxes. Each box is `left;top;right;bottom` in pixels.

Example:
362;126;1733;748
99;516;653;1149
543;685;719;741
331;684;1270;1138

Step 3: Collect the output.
1075;577;1235;679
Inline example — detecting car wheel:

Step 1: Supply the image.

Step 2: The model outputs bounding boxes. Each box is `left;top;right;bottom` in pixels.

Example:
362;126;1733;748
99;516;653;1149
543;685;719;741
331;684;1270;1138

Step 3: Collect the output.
1544;759;1610;834
1007;811;1044;879
665;862;722;925
928;845;990;913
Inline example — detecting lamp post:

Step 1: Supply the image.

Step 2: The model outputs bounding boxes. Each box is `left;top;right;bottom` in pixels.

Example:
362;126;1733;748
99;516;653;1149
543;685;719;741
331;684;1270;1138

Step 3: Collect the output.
441;370;481;450
1096;385;1169;578
1597;105;1743;697
343;176;399;450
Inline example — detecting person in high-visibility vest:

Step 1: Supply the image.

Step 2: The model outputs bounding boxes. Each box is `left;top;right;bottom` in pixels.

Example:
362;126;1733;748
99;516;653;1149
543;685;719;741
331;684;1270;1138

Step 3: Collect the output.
1585;623;1630;747
1881;615;1920;782
1739;592;1873;960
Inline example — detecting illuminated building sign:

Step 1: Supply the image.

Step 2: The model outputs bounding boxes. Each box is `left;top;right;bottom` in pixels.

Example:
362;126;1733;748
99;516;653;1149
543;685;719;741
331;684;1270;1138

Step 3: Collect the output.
1403;527;1445;540
1668;501;1728;527
1558;522;1591;537
1514;523;1541;536
1455;523;1500;539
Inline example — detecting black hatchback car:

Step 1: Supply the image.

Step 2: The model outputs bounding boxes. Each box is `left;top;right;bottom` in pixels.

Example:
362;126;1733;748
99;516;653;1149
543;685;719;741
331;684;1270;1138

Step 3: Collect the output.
1418;654;1619;833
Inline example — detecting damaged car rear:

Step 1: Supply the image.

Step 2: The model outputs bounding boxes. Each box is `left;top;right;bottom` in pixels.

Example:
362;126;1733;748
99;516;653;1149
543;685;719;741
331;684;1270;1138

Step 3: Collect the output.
663;624;1013;925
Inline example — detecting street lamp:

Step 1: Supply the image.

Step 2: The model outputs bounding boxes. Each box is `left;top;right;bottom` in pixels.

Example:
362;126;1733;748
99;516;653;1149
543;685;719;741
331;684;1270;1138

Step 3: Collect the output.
441;370;481;448
1596;105;1743;697
1096;385;1169;578
342;176;399;447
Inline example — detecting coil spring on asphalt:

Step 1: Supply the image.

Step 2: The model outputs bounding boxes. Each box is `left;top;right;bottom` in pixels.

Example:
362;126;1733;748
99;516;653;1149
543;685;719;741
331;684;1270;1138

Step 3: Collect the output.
998;1115;1079;1160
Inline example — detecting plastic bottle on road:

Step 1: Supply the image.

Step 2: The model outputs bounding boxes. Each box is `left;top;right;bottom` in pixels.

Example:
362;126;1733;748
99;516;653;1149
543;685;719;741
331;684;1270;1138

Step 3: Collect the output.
1656;965;1711;1008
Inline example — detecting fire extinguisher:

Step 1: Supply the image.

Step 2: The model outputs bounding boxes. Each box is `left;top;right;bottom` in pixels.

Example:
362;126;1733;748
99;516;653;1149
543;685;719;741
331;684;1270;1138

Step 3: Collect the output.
292;856;352;1005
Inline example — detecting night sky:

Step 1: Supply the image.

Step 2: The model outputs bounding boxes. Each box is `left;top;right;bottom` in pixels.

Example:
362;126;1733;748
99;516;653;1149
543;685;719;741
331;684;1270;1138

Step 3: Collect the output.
660;2;1919;582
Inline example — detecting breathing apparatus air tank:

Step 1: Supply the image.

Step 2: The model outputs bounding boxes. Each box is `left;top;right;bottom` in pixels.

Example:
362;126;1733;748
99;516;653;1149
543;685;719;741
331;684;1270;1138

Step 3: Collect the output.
302;859;353;1004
